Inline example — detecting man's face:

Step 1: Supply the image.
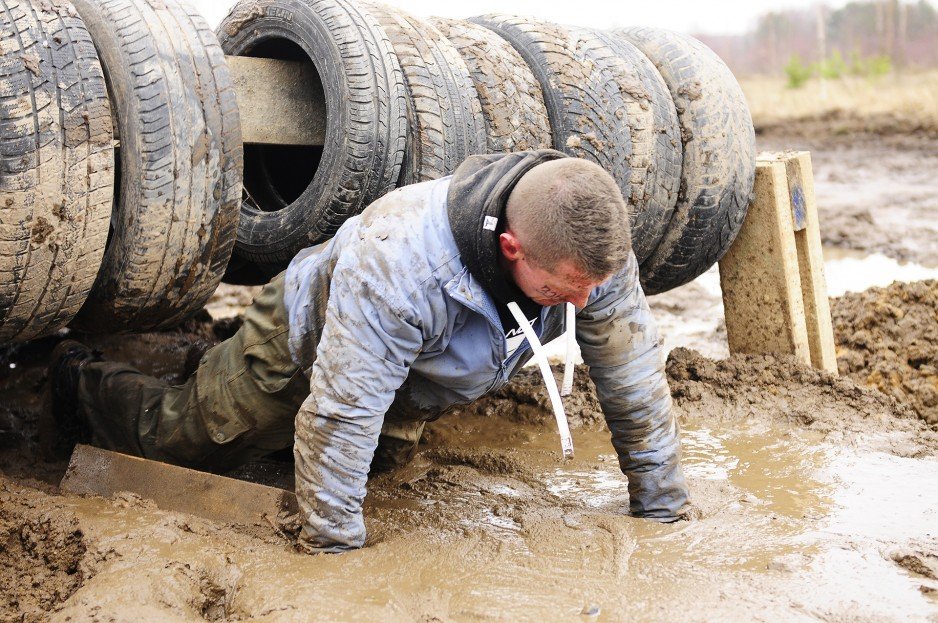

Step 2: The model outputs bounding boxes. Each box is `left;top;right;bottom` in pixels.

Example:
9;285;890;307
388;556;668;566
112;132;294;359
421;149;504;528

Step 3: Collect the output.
498;228;612;308
507;252;609;308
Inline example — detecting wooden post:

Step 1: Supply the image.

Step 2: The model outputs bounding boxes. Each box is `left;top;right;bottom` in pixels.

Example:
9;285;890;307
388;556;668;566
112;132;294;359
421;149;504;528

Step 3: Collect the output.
784;152;838;373
226;55;326;146
718;152;838;374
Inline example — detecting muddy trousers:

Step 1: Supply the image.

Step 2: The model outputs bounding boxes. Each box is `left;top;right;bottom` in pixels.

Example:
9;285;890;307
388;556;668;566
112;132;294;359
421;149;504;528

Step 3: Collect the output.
75;273;425;474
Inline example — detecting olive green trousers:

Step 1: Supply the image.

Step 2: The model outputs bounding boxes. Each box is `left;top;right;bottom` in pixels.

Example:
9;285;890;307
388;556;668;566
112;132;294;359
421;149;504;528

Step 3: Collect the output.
76;273;424;474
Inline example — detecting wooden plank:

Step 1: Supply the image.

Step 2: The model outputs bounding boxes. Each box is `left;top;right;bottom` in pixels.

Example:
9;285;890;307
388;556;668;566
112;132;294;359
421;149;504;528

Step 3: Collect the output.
785;152;839;374
226;55;326;146
718;159;811;364
61;444;297;526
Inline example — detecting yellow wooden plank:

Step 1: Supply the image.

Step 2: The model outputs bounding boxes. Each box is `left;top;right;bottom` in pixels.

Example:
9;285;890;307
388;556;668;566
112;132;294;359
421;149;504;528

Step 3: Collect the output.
718;159;811;363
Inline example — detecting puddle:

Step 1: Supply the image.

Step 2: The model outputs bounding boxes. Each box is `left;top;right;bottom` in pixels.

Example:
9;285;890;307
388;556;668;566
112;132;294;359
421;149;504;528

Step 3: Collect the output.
33;414;938;622
823;249;938;295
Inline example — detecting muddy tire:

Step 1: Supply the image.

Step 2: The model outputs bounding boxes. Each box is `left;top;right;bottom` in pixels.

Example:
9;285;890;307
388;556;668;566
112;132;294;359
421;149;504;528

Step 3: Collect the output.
0;0;113;342
365;3;486;185
615;27;755;294
218;0;407;264
468;16;633;230
429;17;551;154
577;28;682;265
69;0;242;332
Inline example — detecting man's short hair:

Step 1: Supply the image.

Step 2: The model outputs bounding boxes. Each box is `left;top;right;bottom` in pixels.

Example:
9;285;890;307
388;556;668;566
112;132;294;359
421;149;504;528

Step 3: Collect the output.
506;158;631;278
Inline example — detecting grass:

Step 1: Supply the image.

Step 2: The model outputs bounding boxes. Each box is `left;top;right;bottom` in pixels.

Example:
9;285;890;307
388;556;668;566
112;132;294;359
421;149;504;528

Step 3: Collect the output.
739;69;938;133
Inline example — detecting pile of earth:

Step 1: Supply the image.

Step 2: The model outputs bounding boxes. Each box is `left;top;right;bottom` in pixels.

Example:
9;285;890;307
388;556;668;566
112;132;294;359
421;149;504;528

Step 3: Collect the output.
832;279;937;425
451;346;936;456
755;109;938;140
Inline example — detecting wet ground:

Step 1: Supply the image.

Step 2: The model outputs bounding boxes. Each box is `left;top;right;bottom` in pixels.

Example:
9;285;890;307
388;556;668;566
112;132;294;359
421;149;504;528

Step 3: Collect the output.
1;131;937;622
3;354;936;622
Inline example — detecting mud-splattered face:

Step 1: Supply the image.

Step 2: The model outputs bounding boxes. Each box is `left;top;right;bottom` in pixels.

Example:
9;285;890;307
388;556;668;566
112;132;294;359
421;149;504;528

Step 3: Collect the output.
498;229;608;308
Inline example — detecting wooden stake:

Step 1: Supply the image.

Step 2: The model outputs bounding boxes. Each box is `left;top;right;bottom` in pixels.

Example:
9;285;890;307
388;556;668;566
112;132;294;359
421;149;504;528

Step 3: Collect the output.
226;55;326;146
718;153;838;374
719;160;811;364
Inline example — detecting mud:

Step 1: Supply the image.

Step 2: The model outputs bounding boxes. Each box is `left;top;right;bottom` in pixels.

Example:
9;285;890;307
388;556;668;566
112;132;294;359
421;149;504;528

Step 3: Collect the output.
832;280;937;425
0;483;87;622
756;109;938;142
1;323;937;621
0;277;935;619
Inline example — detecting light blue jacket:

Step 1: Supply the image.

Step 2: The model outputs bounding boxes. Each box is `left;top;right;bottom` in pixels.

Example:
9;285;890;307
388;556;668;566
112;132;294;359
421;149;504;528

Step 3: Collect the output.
284;177;689;550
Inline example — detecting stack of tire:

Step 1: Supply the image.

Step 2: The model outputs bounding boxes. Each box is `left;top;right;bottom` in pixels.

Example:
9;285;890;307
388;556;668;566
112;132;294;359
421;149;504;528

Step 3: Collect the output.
0;0;241;342
218;0;755;296
1;0;754;343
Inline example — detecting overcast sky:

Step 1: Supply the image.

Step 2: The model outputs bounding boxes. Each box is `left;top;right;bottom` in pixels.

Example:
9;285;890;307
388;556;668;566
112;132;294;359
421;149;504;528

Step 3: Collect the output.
191;0;850;36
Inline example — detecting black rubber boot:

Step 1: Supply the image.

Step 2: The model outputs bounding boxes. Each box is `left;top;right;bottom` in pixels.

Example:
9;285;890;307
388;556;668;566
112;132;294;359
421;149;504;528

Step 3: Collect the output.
39;339;101;460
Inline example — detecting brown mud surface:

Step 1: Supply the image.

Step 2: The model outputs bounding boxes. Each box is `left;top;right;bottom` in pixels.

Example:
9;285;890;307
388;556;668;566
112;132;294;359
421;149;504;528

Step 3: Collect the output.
833;280;937;425
0;306;936;620
0;485;87;622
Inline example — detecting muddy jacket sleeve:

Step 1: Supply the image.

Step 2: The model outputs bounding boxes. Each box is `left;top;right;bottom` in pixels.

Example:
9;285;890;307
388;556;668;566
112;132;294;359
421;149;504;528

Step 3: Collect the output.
575;254;690;519
293;258;424;551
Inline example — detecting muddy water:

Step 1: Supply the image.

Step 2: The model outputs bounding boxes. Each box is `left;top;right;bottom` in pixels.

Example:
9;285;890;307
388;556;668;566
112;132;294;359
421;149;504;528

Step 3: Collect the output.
43;413;937;622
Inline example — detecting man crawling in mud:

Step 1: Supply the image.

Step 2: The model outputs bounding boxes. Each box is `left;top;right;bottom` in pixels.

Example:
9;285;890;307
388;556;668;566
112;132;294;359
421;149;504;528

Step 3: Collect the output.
46;149;692;552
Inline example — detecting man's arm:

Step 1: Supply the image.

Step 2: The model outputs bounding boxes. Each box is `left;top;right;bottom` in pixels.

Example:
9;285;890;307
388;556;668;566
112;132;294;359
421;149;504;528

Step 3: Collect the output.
575;253;690;519
293;260;423;551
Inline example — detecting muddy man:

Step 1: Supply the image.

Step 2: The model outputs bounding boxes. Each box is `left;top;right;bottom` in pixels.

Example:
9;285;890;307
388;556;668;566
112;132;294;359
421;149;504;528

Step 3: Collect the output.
47;149;693;552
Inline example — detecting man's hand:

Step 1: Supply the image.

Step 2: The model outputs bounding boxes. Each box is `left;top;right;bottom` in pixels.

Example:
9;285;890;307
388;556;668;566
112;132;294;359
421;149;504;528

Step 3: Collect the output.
676;502;703;521
264;510;346;555
641;502;703;523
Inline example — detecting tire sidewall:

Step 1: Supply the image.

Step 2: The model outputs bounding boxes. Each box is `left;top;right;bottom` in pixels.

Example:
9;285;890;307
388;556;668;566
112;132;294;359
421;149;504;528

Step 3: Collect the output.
219;4;347;258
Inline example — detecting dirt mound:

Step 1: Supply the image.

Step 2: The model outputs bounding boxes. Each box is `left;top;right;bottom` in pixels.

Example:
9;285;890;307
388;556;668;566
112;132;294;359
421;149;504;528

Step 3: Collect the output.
832;280;937;425
666;347;937;455
756;109;938;140
455;347;934;450
0;482;88;622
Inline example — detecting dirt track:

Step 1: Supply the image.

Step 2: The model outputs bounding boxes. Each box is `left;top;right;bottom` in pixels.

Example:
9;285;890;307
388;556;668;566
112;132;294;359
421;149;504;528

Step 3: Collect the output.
1;128;937;622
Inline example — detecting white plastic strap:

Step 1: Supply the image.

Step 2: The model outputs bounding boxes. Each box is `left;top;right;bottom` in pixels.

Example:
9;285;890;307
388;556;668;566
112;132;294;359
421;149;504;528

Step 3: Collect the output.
507;302;574;459
561;303;576;396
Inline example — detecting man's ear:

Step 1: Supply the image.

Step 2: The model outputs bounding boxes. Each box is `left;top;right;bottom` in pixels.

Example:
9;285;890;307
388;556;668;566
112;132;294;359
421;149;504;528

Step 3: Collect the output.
499;230;524;262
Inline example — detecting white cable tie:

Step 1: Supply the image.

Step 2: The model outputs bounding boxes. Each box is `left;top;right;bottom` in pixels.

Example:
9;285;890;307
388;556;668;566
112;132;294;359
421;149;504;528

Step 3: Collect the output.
507;302;574;459
561;302;576;396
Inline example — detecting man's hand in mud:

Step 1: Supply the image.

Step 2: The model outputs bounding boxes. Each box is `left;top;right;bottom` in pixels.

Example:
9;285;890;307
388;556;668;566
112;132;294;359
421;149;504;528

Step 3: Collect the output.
645;503;704;523
660;503;703;522
676;503;704;521
264;510;339;554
